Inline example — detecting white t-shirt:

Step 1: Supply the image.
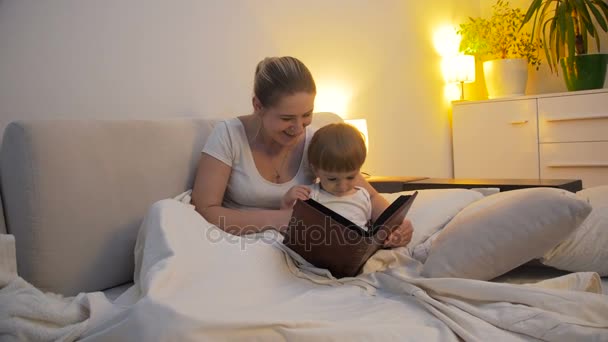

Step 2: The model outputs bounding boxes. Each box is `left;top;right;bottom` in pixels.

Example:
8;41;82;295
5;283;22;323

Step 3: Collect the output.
309;183;372;229
202;118;316;210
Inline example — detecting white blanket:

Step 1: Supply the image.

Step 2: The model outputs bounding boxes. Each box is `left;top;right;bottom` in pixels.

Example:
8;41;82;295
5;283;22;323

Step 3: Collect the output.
2;195;608;341
0;234;119;342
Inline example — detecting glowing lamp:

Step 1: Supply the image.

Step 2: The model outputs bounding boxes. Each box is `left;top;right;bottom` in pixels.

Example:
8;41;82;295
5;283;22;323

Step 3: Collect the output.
443;54;476;101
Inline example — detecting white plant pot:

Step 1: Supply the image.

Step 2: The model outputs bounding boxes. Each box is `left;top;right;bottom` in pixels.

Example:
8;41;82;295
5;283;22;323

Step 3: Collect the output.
483;58;528;99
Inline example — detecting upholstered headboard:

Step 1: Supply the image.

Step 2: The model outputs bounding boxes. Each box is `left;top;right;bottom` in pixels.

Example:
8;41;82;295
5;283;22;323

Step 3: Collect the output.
0;113;342;295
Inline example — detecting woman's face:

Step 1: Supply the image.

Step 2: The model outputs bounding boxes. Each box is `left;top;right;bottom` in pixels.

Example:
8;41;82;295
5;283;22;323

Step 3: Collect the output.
257;92;315;147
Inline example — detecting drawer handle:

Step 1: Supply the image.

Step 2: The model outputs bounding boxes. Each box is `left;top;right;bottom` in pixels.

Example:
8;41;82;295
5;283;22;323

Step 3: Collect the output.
546;113;608;122
547;163;608;168
509;120;529;125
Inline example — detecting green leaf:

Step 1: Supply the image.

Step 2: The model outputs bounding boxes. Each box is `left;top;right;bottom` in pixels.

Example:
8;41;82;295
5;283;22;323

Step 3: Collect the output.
457;0;542;66
586;0;608;31
556;2;567;54
575;0;594;34
522;0;544;25
565;2;576;58
594;0;608;28
578;4;597;37
520;0;608;74
546;17;558;72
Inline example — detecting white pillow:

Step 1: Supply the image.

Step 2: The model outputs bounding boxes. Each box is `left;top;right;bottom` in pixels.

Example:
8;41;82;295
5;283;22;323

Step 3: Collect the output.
541;186;608;276
575;185;608;206
421;188;592;280
381;189;484;248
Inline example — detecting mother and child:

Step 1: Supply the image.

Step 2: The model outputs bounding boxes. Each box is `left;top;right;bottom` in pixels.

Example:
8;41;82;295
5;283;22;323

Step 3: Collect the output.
191;56;413;248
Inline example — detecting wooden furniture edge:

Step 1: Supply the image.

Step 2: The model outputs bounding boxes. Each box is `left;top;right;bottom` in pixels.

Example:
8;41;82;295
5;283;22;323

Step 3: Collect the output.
368;177;583;193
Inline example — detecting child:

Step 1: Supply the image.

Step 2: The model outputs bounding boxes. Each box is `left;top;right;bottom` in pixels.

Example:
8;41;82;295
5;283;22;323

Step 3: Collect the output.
281;122;372;229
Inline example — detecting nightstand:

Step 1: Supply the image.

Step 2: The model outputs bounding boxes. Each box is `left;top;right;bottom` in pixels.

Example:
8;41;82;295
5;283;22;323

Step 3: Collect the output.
400;178;582;193
452;89;608;188
367;177;582;193
365;176;428;193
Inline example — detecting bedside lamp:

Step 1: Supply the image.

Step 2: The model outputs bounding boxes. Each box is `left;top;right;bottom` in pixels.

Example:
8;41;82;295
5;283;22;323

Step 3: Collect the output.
445;55;475;101
344;119;369;151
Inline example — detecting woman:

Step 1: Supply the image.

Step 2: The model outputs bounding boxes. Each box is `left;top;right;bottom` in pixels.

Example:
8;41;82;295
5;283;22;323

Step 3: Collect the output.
191;56;413;247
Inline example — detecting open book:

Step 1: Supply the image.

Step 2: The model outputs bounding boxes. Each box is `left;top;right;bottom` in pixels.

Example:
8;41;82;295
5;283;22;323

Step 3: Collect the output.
283;191;418;278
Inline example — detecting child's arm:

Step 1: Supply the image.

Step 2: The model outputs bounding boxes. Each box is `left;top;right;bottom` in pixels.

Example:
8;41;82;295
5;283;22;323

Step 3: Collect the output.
353;173;414;247
280;185;312;209
353;174;389;221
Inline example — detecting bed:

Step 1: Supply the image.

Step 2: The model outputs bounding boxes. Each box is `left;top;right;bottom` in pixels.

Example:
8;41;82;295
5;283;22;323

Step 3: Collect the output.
0;113;607;341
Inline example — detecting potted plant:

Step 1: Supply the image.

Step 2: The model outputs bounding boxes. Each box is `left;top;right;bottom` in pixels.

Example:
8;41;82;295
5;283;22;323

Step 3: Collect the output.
521;0;608;91
458;0;542;99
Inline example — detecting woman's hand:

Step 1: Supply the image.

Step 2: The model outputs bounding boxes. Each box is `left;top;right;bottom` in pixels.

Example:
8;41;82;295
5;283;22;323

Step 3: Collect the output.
383;218;414;248
274;209;295;235
280;185;311;209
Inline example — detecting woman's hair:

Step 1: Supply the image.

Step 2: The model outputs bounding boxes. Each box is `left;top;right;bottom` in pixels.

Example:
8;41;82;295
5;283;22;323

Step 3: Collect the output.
254;56;316;108
308;123;366;172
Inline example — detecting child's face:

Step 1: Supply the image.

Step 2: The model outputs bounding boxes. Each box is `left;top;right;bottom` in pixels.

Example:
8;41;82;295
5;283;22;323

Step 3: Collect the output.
315;168;360;197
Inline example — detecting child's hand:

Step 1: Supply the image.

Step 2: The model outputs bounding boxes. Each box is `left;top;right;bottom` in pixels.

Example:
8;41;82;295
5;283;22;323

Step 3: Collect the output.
383;219;414;248
281;185;311;209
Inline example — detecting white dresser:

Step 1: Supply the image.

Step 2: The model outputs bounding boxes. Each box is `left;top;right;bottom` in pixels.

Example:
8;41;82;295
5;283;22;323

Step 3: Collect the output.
452;89;608;188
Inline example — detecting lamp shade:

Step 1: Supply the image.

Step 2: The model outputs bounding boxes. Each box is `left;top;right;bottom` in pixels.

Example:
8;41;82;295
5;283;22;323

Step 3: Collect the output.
443;55;476;84
344;119;369;151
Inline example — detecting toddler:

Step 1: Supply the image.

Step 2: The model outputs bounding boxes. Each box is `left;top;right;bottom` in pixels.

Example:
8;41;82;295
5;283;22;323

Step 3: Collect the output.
281;122;371;229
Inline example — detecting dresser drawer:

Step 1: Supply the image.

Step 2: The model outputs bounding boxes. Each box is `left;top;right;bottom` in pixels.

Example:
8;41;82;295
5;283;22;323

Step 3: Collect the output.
453;99;539;179
540;142;608;188
538;92;608;143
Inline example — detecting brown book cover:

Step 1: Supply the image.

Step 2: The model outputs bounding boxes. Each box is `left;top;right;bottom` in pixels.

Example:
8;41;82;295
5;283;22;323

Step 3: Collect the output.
283;191;418;278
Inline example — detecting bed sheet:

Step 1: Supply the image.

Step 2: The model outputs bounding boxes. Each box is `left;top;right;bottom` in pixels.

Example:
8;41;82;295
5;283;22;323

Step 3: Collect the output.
3;196;608;341
100;267;608;302
80;198;608;341
493;265;608;295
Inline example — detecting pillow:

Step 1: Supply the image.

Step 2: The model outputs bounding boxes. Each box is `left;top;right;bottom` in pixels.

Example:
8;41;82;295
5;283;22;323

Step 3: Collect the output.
540;186;608;276
574;185;608;206
381;189;484;248
421;188;592;280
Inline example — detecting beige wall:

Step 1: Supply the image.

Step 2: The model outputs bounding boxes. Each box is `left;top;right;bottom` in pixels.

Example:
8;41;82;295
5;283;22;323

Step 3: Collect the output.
0;0;478;178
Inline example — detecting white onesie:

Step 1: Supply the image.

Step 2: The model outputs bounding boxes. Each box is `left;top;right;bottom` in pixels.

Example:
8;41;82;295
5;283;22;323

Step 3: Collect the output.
308;183;372;230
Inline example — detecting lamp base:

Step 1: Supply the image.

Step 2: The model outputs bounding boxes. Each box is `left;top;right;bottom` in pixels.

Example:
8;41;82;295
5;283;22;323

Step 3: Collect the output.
459;81;465;101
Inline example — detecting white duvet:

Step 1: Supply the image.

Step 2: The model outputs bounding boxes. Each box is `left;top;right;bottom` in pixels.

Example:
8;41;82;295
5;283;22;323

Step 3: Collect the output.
2;195;608;341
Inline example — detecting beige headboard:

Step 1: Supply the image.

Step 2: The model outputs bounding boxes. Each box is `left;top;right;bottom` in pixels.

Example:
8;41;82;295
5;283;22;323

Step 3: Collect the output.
0;196;6;235
0;113;341;295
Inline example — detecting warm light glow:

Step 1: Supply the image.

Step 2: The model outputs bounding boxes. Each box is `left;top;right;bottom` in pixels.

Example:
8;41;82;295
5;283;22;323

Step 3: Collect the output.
434;25;474;101
433;26;461;57
444;83;461;102
314;84;350;117
344;118;369;151
442;54;476;101
443;55;476;84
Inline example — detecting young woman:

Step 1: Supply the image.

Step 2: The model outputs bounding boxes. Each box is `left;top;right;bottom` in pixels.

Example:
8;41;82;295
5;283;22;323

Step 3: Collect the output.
191;56;413;247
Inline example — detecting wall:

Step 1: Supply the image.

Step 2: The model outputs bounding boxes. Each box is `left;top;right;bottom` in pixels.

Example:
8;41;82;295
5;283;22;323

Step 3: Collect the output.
0;0;478;178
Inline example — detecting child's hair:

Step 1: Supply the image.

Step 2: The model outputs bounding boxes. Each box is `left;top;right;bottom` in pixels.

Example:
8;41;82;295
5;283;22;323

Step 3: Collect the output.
308;123;366;172
254;56;316;108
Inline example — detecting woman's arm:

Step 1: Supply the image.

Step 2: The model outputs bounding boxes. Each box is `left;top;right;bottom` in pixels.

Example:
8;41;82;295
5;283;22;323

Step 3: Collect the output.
191;154;292;235
354;174;414;247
